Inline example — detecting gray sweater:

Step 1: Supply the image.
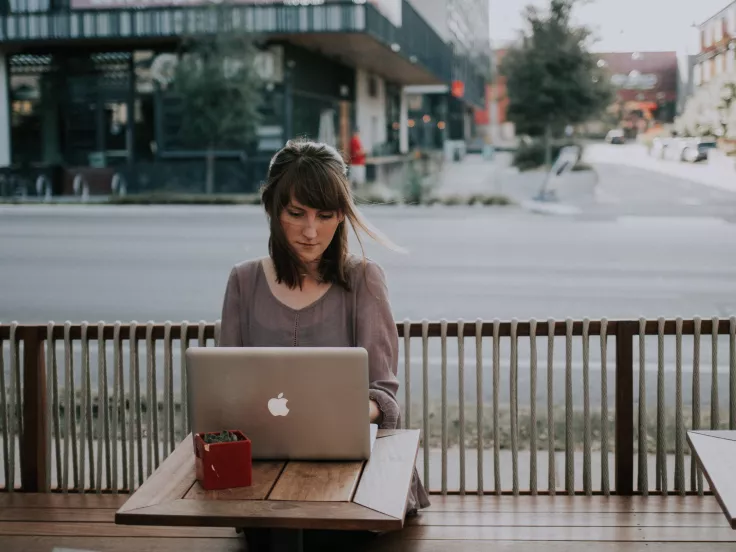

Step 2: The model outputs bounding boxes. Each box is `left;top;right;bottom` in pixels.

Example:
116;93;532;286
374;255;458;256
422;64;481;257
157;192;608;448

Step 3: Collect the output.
219;256;430;513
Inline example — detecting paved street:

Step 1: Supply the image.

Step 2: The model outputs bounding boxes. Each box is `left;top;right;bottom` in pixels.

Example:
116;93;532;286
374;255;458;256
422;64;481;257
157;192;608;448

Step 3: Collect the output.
1;144;735;405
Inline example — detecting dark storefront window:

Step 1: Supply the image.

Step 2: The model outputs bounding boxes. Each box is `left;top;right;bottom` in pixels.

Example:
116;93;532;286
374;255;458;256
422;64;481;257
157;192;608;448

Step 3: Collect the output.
292;93;339;146
407;93;447;150
384;83;401;155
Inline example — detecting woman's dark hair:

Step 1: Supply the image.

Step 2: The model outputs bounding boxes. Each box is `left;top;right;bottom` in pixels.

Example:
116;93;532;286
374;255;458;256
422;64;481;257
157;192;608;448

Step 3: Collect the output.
260;139;398;290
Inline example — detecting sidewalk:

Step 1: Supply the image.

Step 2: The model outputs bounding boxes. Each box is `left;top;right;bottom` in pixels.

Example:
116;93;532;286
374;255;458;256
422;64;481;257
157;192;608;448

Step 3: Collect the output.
584;143;736;194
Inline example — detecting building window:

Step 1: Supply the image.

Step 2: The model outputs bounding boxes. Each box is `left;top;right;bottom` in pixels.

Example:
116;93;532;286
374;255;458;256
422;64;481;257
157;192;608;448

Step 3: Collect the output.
368;75;378;98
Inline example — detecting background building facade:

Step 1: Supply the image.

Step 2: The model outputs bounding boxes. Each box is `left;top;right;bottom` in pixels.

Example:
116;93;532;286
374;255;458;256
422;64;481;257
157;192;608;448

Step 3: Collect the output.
404;0;491;156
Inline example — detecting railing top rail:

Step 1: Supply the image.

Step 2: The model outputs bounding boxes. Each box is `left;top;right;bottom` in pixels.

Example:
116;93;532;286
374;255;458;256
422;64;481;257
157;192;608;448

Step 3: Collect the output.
1;317;734;340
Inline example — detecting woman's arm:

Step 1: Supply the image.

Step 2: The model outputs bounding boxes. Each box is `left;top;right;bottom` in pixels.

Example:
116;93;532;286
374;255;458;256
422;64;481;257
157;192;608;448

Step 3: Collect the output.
355;260;401;429
219;267;243;347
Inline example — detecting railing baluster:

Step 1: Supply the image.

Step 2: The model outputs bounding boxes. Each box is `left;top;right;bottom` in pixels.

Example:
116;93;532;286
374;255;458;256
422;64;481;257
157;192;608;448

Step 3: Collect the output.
6;323;18;492
492;319;501;495
198;321;207;348
12;323;22;486
180;321;190;442
62;322;77;492
730;317;736;430
529;319;538;496
0;328;8;490
691;317;703;495
475;319;483;496
214;319;221;347
656;317;667;494
96;321;109;493
131;321;143;489
675;318;685;496
440;319;447;495
638;318;648;495
711;316;720;430
46;322;56;492
112;322;125;493
403;320;411;430
510;319;519;496
421;320;430;491
547;319;555;495
79;322;89;492
164;322;174;457
582;318;591;496
146;322;159;474
457;319;465;495
600;319;610;496
565;318;574;495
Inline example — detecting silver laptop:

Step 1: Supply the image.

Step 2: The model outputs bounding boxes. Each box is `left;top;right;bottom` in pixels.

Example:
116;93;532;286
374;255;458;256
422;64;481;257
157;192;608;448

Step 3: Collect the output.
186;346;377;460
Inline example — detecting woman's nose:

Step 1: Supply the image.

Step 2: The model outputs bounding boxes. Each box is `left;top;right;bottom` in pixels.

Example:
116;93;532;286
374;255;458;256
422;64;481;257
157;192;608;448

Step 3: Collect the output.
302;219;318;239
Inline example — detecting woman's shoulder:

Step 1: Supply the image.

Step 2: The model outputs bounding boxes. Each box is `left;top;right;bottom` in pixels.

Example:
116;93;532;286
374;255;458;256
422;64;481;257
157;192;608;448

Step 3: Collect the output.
346;255;389;290
227;257;266;289
232;257;266;275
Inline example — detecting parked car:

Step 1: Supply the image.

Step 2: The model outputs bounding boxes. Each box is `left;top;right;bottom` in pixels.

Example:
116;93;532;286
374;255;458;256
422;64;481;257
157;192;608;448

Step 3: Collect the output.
680;138;717;163
660;137;717;163
605;129;625;144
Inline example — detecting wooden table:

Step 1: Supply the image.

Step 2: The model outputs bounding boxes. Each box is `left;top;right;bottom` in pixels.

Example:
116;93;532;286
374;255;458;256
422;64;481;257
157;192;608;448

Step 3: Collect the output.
116;429;420;551
686;430;736;529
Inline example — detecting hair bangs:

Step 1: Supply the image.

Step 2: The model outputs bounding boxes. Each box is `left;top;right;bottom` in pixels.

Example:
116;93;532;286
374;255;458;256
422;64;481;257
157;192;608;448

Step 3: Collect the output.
275;154;348;214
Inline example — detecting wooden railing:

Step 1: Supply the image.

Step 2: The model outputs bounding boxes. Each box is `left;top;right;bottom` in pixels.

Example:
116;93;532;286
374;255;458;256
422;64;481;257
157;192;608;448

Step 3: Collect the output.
1;317;734;495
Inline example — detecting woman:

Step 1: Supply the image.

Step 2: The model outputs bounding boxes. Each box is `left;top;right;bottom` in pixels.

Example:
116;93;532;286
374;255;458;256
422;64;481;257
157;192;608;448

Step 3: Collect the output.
218;139;430;547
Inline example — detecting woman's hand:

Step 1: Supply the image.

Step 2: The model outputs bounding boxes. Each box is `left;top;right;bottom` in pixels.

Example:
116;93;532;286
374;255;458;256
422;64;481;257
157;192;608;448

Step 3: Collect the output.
369;399;382;424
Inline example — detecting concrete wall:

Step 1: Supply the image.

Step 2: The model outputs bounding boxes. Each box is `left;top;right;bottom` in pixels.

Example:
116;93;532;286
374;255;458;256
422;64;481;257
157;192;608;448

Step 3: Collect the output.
406;0;450;43
355;68;387;155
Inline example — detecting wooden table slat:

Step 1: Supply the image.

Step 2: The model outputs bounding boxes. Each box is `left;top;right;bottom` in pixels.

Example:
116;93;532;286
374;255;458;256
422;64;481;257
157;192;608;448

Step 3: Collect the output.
397;525;736;541
0;521;237;538
117;434;196;514
0;536;246;552
118;498;402;531
421;495;725;514
0;493;130;509
407;511;731;527
353;430;420;520
185;461;285;501
268;461;364;502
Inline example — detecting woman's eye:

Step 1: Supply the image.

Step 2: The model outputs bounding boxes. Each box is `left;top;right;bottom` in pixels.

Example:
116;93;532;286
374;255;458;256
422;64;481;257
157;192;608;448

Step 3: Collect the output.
319;213;335;220
288;210;303;217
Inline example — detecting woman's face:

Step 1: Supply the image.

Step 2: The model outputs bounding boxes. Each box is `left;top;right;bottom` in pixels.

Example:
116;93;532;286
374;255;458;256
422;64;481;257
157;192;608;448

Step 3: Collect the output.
279;197;343;265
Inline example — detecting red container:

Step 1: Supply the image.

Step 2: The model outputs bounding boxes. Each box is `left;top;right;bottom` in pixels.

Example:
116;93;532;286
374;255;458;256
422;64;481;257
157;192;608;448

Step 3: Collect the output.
194;430;252;491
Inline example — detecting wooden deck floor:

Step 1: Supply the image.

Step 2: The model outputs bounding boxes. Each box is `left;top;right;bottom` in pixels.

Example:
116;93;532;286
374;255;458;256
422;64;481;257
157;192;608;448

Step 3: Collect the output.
0;493;734;551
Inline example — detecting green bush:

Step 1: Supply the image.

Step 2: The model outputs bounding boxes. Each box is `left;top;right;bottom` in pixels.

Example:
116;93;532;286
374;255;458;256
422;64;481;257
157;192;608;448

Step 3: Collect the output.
512;139;583;171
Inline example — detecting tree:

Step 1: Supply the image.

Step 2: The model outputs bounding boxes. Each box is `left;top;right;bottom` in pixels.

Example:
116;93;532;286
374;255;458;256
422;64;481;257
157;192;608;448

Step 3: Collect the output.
500;0;613;166
677;72;736;140
167;12;264;194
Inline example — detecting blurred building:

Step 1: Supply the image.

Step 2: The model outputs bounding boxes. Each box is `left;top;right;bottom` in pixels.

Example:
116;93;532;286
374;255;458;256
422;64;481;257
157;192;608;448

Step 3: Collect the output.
474;45;516;146
403;0;491;158
594;51;679;137
0;0;484;194
692;1;736;89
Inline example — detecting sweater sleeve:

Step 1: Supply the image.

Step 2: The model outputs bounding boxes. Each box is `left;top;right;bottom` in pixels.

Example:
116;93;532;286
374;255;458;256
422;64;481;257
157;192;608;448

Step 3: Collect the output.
219;266;243;347
355;260;401;430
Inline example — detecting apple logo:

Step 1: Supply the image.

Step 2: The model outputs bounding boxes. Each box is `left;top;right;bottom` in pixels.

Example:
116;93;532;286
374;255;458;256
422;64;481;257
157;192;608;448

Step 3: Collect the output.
268;393;289;417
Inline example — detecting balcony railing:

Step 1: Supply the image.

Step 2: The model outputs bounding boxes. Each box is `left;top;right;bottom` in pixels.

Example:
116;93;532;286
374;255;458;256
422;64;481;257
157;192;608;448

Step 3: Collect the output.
0;1;453;84
1;316;734;495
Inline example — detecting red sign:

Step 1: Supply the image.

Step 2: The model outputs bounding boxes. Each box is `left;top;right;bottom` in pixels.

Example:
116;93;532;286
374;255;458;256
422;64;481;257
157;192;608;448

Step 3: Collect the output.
451;80;465;99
